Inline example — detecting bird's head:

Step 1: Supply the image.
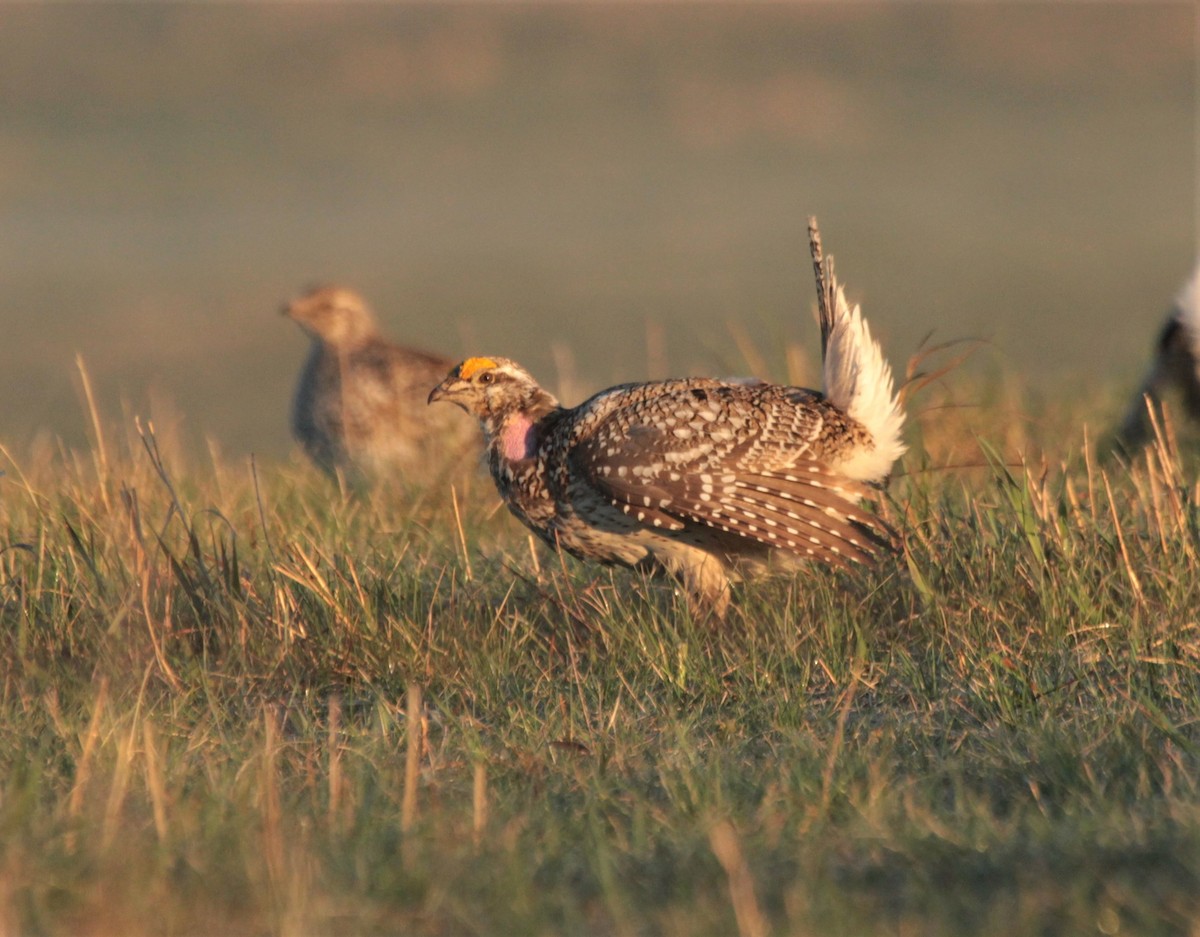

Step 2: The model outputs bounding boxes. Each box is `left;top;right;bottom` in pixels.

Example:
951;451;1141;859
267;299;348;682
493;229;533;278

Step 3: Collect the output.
282;285;377;347
428;356;559;433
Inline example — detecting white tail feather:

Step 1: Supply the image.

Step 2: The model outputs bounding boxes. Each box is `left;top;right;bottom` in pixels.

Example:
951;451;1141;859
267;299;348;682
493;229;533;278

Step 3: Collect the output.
1175;262;1200;356
1115;260;1200;447
822;283;906;482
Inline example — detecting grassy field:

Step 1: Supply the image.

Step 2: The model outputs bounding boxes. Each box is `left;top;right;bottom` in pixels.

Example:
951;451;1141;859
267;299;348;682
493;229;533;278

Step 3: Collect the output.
1;6;1195;933
1;362;1198;937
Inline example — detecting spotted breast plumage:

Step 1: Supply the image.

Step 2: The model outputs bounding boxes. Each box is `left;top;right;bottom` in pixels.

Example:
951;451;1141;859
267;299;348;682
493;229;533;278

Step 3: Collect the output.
429;220;906;617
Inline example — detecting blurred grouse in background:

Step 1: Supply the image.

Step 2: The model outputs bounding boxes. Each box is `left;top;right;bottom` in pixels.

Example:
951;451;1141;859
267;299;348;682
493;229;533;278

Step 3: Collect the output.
429;220;906;617
1116;263;1200;449
284;285;475;483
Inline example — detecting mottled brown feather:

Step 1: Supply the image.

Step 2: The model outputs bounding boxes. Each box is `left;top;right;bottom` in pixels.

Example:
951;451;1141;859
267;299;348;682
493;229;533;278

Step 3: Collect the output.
574;398;893;568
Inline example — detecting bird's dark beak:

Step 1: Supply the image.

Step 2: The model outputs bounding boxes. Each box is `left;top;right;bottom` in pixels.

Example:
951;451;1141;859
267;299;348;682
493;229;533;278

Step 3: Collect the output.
428;374;465;408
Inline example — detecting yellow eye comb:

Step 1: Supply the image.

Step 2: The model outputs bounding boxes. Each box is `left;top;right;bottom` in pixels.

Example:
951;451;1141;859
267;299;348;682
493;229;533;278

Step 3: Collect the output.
457;357;498;379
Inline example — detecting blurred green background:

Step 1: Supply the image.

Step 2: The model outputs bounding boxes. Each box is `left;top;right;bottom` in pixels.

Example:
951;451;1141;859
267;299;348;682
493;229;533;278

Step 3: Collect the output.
1;3;1194;461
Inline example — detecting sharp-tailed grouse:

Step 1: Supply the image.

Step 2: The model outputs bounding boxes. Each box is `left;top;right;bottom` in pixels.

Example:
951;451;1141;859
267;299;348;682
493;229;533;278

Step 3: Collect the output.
1116;263;1200;448
284;285;475;482
428;222;906;616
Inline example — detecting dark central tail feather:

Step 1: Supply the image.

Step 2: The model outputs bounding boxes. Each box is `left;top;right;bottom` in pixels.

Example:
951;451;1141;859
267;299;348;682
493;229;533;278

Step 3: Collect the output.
809;216;837;362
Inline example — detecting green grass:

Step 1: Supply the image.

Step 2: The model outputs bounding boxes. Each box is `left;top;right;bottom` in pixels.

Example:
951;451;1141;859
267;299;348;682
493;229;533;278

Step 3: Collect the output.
1;381;1198;936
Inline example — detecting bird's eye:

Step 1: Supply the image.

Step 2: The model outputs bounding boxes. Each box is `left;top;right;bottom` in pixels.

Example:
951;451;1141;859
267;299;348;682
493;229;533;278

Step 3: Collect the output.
478;371;495;385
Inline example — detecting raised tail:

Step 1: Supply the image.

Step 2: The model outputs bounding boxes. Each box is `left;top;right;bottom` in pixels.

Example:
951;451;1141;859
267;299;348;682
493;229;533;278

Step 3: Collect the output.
807;217;906;482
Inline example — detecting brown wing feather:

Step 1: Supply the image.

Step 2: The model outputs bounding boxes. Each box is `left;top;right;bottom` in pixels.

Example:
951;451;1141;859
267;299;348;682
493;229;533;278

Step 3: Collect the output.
584;457;892;568
567;381;894;569
670;468;894;565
